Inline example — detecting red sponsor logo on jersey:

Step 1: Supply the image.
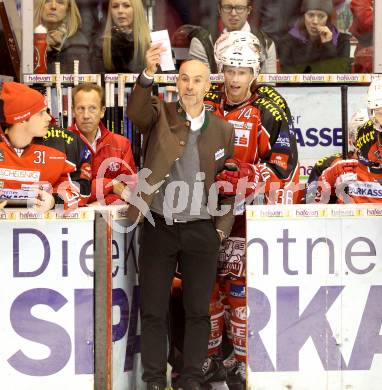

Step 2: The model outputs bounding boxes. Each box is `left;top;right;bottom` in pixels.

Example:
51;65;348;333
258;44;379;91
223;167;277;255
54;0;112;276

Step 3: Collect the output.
234;129;250;147
269;153;289;170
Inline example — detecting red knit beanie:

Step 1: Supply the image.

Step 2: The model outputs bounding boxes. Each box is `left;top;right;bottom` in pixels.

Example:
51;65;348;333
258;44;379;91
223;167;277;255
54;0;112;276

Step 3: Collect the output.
0;81;47;124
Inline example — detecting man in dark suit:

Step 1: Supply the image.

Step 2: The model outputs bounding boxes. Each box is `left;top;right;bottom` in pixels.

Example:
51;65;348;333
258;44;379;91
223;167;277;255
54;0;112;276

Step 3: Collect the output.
126;44;235;390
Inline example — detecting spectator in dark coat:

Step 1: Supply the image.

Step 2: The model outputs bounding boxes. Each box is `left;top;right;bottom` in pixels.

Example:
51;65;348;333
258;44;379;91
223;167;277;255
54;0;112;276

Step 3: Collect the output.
34;0;91;74
277;0;351;73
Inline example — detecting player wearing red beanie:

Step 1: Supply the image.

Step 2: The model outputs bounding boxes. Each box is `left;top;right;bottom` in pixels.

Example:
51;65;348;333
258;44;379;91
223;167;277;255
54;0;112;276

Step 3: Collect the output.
0;82;91;210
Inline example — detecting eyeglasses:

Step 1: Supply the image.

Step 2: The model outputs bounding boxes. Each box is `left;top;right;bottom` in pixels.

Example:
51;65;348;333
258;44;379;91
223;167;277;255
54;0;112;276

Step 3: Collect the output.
220;5;249;14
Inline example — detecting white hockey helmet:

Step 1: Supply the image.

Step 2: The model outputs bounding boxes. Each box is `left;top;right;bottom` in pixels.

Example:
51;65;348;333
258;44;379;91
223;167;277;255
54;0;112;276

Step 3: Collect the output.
348;108;368;152
367;79;382;132
214;31;261;78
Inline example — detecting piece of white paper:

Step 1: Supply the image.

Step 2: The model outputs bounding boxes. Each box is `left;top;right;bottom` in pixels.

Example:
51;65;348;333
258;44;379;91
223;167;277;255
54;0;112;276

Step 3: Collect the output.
150;30;175;72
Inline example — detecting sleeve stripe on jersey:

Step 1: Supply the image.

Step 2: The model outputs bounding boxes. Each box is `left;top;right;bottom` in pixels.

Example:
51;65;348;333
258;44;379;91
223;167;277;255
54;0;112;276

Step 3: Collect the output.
261;125;272;150
65;159;77;170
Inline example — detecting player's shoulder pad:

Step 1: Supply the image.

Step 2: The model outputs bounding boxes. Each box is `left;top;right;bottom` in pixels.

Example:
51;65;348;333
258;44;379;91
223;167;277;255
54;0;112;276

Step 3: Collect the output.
43;125;76;145
315;153;342;168
252;94;288;123
355;119;377;151
204;83;222;103
254;84;288;112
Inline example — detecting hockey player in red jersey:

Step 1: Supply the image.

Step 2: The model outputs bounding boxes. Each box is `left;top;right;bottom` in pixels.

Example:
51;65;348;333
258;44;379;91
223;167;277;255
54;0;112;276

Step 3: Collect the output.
202;31;299;387
305;108;368;204
317;80;382;204
0;81;91;210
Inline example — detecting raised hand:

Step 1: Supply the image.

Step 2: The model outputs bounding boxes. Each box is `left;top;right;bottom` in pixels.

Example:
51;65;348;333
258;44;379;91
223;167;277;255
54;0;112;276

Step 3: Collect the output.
317;25;333;43
145;43;166;77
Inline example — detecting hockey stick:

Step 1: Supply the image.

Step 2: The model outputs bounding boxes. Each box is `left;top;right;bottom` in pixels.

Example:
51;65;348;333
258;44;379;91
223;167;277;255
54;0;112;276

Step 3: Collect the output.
55;62;63;127
118;74;125;136
105;80;111;130
110;80;115;133
46;85;52;115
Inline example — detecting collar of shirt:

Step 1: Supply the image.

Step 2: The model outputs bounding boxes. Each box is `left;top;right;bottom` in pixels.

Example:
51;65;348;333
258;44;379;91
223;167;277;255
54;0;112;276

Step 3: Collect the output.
91;127;102;151
223;21;250;33
185;106;205;131
75;123;101;152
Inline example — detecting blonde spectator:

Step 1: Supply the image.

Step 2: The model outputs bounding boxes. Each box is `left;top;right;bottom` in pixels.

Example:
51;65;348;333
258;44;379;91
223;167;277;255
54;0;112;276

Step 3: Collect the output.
34;0;90;73
92;0;150;73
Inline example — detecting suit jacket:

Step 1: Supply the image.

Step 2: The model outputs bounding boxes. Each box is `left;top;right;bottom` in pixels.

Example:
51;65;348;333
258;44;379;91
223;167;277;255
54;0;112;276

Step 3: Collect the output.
126;82;235;235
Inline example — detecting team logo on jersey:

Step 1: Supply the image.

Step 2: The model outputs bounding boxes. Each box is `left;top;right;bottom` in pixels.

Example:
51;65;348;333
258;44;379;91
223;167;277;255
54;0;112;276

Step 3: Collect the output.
269;153;289;170
233;129;250;147
0;149;4;162
108;161;121;172
217;237;245;278
234;306;247;321
80;146;92;161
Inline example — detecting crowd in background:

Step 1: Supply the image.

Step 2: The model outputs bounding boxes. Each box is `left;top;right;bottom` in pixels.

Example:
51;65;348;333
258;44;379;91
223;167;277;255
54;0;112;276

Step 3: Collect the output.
0;0;374;77
0;1;381;389
49;0;375;73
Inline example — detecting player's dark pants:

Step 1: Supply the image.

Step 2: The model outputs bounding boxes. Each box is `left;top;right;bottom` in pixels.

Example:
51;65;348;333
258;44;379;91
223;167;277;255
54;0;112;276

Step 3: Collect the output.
139;213;221;385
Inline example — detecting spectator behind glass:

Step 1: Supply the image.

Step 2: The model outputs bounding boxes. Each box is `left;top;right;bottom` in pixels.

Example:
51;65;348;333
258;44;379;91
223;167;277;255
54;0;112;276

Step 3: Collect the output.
349;0;373;73
277;0;351;73
91;0;150;73
75;0;104;43
188;0;277;74
34;0;91;73
251;0;302;44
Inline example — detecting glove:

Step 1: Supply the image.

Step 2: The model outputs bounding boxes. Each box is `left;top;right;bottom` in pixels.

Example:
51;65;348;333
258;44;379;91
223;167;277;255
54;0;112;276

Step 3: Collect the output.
215;159;260;196
321;159;358;190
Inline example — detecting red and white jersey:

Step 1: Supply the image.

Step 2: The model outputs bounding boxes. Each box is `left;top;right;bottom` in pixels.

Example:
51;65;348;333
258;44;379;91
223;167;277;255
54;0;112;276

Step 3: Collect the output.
315;120;382;204
205;84;299;277
204;84;299;199
205;93;268;164
0;127;91;209
321;161;382;203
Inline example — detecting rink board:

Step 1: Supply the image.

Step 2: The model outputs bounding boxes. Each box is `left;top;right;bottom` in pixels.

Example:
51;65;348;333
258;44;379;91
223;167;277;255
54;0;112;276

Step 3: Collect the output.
0;207;141;390
247;204;382;390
